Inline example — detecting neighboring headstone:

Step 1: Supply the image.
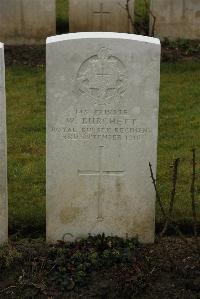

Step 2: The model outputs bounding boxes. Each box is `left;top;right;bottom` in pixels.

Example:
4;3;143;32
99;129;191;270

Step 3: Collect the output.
69;0;134;33
0;0;56;45
150;0;200;40
0;43;7;244
46;32;160;243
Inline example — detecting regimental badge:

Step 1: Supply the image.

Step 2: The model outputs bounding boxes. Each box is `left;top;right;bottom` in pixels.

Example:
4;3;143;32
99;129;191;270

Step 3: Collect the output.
75;48;128;105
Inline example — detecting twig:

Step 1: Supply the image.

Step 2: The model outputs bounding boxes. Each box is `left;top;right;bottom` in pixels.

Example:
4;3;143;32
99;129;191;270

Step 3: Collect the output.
161;158;180;236
125;0;134;32
190;149;200;251
149;162;188;243
149;162;166;217
122;0;156;36
117;1;134;31
144;0;156;37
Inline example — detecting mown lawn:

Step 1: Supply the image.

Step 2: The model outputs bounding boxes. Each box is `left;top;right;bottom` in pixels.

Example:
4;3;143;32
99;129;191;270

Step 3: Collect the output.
5;60;200;237
158;62;200;223
6;65;46;236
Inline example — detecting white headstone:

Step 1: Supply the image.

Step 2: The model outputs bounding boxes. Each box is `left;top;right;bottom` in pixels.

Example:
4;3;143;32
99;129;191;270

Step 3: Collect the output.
0;0;56;45
69;0;134;33
46;32;160;243
0;43;7;244
150;0;200;40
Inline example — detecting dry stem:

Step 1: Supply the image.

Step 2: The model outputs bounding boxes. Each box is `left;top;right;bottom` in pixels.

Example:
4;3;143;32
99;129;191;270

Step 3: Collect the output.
149;162;188;244
190;148;200;251
144;0;156;37
161;158;180;236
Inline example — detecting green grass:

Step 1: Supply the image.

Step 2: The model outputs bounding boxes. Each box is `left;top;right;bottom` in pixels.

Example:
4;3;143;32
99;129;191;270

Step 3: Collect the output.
6;65;46;236
157;62;200;222
6;61;200;237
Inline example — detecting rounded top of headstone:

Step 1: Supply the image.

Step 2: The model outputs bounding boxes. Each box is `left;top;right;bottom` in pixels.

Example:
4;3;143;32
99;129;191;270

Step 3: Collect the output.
0;42;4;48
47;32;160;46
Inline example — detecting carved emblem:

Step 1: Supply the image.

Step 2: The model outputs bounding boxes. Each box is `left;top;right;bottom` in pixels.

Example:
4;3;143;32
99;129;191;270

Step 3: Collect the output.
75;48;128;104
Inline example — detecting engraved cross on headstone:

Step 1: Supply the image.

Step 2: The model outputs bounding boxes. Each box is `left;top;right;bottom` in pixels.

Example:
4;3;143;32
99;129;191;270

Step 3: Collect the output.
93;3;111;31
78;146;124;221
96;64;112;81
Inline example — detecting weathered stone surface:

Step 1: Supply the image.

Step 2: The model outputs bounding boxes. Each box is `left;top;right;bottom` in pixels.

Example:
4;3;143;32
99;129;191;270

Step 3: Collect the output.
0;43;7;244
46;32;160;243
69;0;134;33
150;0;200;40
0;0;56;45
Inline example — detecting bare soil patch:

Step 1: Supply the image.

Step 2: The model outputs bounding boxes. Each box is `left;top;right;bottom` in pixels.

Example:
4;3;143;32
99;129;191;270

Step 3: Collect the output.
0;237;199;298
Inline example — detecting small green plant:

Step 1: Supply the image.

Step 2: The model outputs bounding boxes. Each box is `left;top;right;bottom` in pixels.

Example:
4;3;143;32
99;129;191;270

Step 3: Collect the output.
162;38;200;60
48;234;139;290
